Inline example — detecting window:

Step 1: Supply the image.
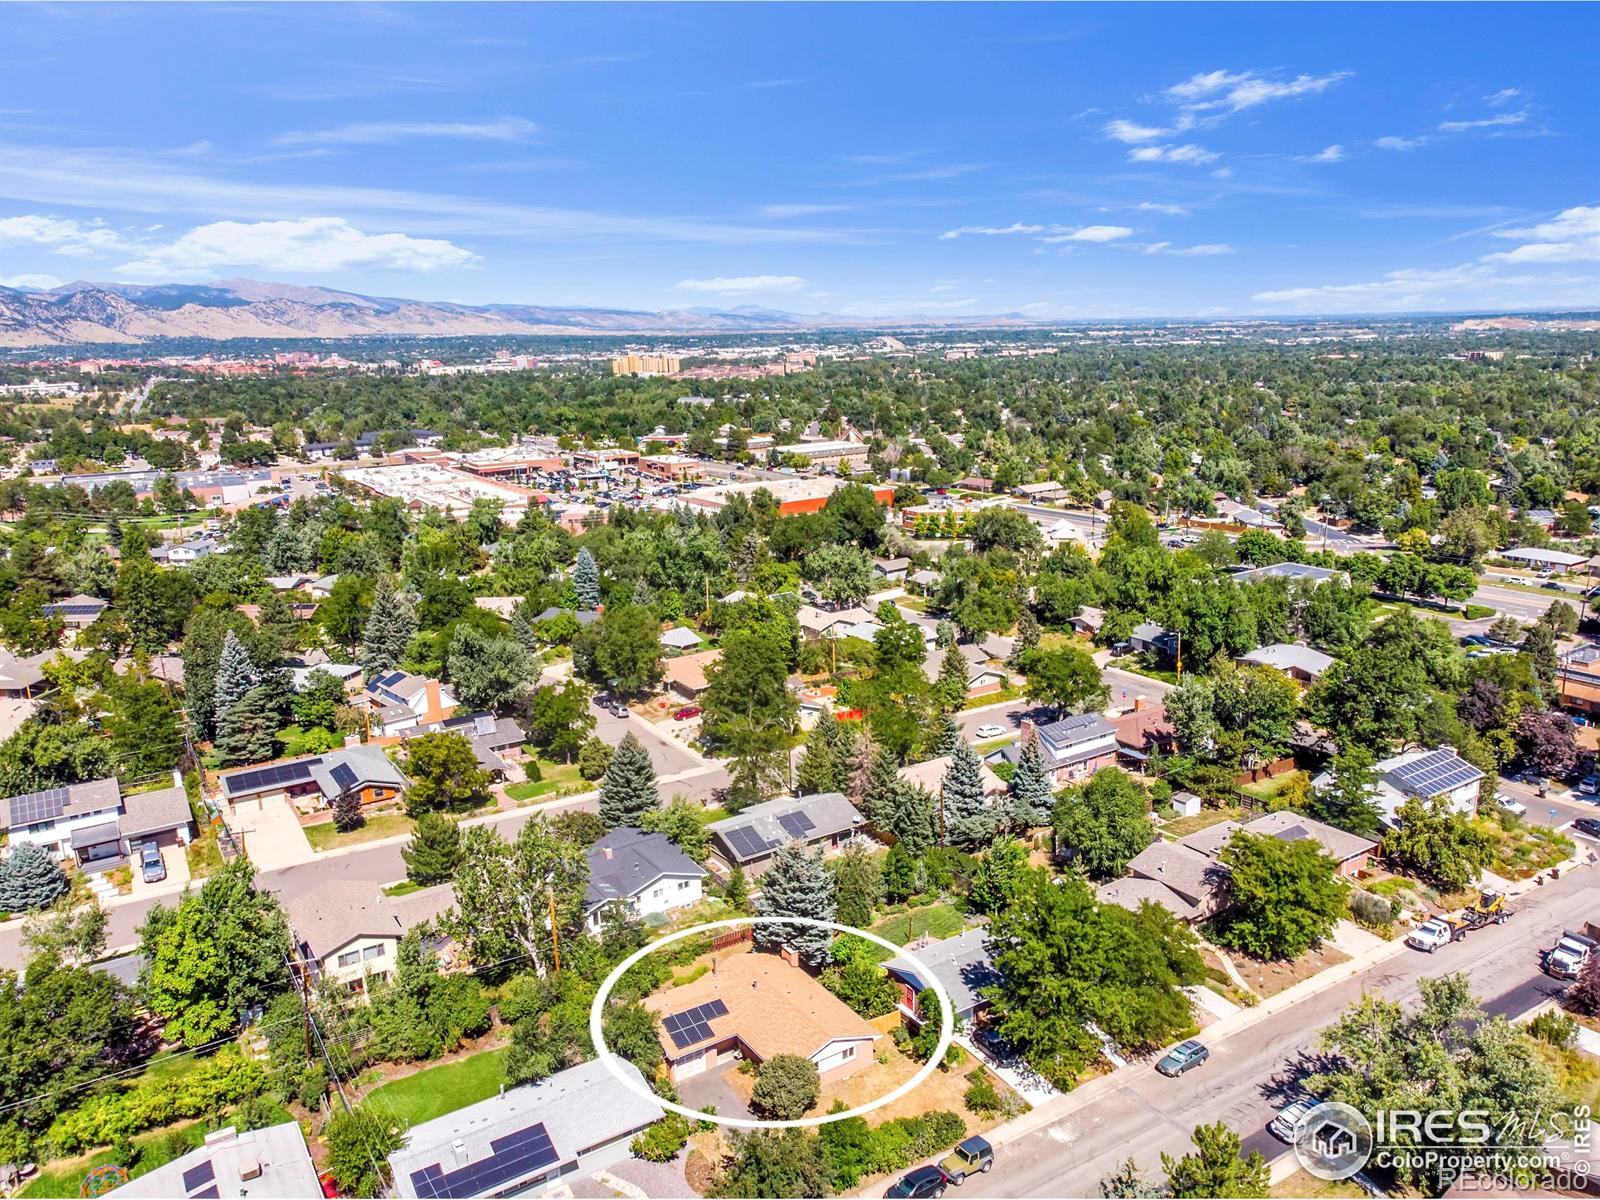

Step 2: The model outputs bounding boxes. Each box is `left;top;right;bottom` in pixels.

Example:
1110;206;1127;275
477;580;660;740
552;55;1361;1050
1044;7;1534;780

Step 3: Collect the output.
678;880;693;890
362;944;384;961
337;951;359;967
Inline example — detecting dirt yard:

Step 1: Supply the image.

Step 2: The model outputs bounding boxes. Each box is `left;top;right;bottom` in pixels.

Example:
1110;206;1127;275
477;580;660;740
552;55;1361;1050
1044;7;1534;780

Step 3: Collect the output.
1232;943;1352;999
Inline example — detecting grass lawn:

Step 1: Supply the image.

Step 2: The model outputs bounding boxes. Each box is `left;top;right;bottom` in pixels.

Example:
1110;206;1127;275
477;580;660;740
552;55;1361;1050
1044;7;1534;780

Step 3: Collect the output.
1238;772;1306;804
1160;806;1241;839
864;903;970;959
383;880;423;897
184;828;224;879
364;1047;509;1126
1534;1037;1600;1109
306;812;415;851
505;760;584;803
1270;1168;1365;1199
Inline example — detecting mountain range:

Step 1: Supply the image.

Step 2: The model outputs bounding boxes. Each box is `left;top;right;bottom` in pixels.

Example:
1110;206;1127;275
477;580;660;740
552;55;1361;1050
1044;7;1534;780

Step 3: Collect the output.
0;278;1040;347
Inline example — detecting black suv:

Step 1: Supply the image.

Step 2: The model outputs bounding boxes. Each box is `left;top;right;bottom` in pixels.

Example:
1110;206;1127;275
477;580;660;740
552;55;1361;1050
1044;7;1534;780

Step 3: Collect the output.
886;1166;950;1199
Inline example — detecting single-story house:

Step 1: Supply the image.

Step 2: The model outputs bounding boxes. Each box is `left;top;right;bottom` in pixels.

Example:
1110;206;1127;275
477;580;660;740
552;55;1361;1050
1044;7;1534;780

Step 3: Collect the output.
473;595;519;618
1124;841;1231;918
280;879;455;991
218;743;409;813
908;568;941;591
388;1059;664;1200
872;557;912;583
645;951;880;1083
663;647;722;702
897;755;1008;798
167;536;220;564
1311;745;1484;827
1128;621;1180;659
991;715;1118;785
583;828;707;932
0;647;60;699
1237;642;1336;685
0;775;194;869
532;605;602;627
363;670;458;734
1096;875;1203;923
41;594;109;630
1501;546;1587;571
265;573;313;592
1069;606;1106;637
290;661;363;694
1179;810;1378;878
306;574;340;600
391;711;527;779
884;926;1002;1029
1231;561;1348;587
115;1123;320;1199
707;793;865;877
977;633;1015;662
659;626;704;653
921;646;1008;699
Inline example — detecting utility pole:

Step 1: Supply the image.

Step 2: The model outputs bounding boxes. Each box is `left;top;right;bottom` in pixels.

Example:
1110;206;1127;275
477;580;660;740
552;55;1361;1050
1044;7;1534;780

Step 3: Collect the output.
547;887;562;974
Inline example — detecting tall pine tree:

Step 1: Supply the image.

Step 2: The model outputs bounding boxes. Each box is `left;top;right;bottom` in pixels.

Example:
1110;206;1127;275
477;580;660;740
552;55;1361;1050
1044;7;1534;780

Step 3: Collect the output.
403;813;463;885
930;712;961;758
754;842;837;966
574;548;601;610
883;782;936;855
0;842;70;912
936;642;969;713
597;732;659;827
211;630;260;729
1009;734;1055;830
214;686;282;766
940;741;993;846
360;580;417;680
860;746;902;828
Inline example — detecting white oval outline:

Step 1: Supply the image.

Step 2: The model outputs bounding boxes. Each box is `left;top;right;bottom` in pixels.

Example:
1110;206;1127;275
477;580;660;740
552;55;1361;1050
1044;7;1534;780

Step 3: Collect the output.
587;915;956;1130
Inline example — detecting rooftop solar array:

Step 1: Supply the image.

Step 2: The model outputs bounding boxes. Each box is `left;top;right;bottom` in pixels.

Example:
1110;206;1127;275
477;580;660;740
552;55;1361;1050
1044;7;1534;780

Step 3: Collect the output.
181;1160;215;1194
721;825;776;861
1390;752;1480;797
222;758;320;795
662;999;729;1049
6;785;72;826
329;762;359;793
777;811;815;839
374;670;407;689
408;1122;559;1199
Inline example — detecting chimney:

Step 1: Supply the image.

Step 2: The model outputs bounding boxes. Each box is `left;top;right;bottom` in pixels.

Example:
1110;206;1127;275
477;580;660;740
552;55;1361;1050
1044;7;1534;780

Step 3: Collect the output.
1133;697;1146;713
425;679;443;720
1019;718;1036;742
239;1158;262;1182
602;846;614;860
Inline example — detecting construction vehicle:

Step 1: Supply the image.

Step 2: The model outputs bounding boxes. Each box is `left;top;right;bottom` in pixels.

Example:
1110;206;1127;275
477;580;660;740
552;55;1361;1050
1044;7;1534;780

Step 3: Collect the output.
1406;892;1512;953
1461;890;1511;928
1544;926;1600;980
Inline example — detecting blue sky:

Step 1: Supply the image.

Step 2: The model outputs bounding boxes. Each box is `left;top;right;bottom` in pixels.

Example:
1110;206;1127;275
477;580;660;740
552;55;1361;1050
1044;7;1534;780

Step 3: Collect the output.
1;3;1595;318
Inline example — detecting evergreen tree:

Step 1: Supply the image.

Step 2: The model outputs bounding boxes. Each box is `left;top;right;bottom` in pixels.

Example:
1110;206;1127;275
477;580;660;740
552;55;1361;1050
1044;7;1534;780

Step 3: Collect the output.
829;844;884;929
1310;746;1383;835
930;711;962;758
860;745;902;827
330;789;364;832
213;686;282;766
597;732;660;827
936;642;969;712
1009;734;1055;829
0;842;70;913
754;842;837;967
794;729;838;796
359;580;417;681
574;547;601;610
940;741;992;846
883;781;937;855
1010;609;1041;670
881;841;923;901
1160;1123;1269;1199
403;813;462;885
724;862;750;912
935;619;956;649
211;630;260;724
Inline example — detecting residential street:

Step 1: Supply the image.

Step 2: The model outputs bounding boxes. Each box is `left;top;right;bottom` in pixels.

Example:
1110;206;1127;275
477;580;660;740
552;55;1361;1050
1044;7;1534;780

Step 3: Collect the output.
950;864;1597;1199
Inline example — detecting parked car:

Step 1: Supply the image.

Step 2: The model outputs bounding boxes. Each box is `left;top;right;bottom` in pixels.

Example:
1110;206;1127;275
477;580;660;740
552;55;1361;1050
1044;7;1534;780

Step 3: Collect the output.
939;1137;994;1185
1156;1040;1209;1076
974;724;1006;740
1406;917;1459;953
138;841;166;884
1580;775;1599;796
971;1025;1019;1065
1497;794;1528;817
885;1166;949;1199
1269;1097;1323;1143
1572;817;1600;839
673;705;702;720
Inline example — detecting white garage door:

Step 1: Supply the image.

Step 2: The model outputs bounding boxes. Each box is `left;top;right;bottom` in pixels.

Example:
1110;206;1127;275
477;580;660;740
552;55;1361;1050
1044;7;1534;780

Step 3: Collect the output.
676;1048;708;1079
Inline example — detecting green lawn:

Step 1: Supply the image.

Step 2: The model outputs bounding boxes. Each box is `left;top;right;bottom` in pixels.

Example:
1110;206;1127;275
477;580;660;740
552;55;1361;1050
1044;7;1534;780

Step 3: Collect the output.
1238;772;1307;804
864;903;969;959
1160;806;1241;839
306;812;415;851
505;760;584;802
364;1047;509;1125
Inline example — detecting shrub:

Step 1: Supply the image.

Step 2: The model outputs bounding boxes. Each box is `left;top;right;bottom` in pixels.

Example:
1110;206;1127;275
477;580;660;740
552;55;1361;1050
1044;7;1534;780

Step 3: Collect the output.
750;1054;820;1120
1348;889;1399;929
331;789;364;833
1529;1010;1577;1048
296;1065;328;1110
631;1113;695;1162
963;1071;1005;1117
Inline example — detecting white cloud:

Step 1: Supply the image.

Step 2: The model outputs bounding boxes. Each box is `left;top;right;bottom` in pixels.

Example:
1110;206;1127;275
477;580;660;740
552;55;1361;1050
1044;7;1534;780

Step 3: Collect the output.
1438;111;1528;133
274;117;540;146
674;274;807;293
938;223;1044;240
1136;202;1190;216
1482;205;1600;264
113;217;478;278
1164;69;1351;114
1103;119;1169;144
758;203;852;218
1375;135;1424;151
0;273;63;290
1210;166;1233;179
1302;144;1346;163
1129;143;1219;165
1146;241;1235;256
0;213;126;256
1484;88;1521;106
1040;225;1134;244
1144;242;1172;255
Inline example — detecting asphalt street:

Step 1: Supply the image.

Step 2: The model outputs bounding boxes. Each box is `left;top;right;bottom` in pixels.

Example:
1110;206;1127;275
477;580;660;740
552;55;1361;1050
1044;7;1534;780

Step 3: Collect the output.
951;865;1597;1198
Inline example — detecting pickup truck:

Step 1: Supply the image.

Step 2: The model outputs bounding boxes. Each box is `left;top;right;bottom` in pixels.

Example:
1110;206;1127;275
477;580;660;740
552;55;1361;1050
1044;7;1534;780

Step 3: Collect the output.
1544;928;1599;979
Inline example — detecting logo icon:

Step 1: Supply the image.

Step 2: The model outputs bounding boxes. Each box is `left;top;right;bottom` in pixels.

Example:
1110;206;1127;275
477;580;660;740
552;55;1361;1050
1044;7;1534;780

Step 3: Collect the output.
1293;1102;1374;1181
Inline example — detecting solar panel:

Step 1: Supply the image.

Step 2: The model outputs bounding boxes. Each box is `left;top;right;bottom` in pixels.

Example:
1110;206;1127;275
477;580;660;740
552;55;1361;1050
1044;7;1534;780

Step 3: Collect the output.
181;1160;215;1193
330;762;359;792
704;998;728;1018
777;812;815;838
724;827;765;859
409;1122;560;1199
191;1188;220;1200
669;1020;714;1049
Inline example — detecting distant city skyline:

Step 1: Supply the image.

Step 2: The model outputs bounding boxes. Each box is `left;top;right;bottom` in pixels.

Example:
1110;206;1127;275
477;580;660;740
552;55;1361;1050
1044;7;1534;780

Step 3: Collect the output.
1;3;1595;318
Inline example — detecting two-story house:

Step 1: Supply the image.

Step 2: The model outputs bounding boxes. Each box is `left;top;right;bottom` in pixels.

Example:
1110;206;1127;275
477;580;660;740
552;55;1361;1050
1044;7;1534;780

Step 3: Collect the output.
990;714;1119;785
582;828;707;933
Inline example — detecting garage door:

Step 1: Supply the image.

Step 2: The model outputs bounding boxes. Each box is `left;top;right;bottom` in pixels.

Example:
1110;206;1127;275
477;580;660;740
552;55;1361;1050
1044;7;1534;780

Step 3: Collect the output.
676;1048;708;1079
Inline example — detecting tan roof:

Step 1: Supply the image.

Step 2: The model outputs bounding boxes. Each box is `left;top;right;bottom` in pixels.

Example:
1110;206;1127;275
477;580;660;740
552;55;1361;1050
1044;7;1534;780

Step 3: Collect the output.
278;879;455;962
644;950;878;1062
898;755;1008;796
662;647;721;694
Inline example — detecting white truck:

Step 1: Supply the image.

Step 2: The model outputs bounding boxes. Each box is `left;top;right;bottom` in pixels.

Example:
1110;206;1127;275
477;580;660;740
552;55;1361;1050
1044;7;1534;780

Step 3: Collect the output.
1543;927;1599;980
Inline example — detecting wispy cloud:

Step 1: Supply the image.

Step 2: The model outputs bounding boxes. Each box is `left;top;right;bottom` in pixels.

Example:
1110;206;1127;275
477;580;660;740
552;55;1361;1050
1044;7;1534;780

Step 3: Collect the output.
1145;241;1234;256
1301;144;1346;163
1128;143;1219;165
938;222;1133;244
1375;135;1424;151
0;212;125;256
1136;202;1190;216
1164;69;1352;115
110;216;478;277
274;117;539;147
675;274;807;293
1484;88;1522;106
938;222;1044;240
1039;225;1134;244
742;78;802;90
1103;119;1168;144
1482;205;1599;264
758;203;854;218
1438;110;1528;133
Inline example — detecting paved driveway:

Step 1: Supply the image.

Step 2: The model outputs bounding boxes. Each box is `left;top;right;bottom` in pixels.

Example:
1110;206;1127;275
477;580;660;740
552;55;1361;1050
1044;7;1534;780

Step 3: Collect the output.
677;1061;752;1119
231;796;312;872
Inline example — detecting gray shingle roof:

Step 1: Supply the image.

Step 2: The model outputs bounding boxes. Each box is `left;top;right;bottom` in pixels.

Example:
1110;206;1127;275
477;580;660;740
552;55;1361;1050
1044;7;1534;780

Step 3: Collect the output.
279;880;454;963
584;828;707;914
1126;841;1230;907
885;926;999;1020
708;793;864;863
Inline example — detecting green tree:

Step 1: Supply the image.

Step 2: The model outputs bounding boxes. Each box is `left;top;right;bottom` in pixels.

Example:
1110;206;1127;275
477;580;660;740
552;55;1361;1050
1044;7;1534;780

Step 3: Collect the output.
1052;768;1154;878
803;544;873;607
291;667;346;733
96;670;184;774
1382;795;1494;889
20;898;108;966
940;741;993;846
1099;1158;1161;1198
574;546;601;609
324;1106;403;1199
527;679;595;763
936;641;970;712
1021;644;1109;715
829;843;884;928
883;781;937;856
711;1129;832;1200
211;629;261;720
1161;1122;1269;1199
0;843;69;913
576;603;664;696
1215;832;1346;959
639;797;711;861
446;818;589;978
321;575;375;653
403;812;463;885
754;842;838;967
403;732;491;814
725;862;750;912
1009;734;1055;828
136;859;290;1046
213;685;282;767
577;735;614;780
1309;746;1382;835
597;732;660;827
358;579;416;679
447;624;535;711
751;1054;821;1120
702;620;797;808
882;841;922;902
969;839;1030;916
